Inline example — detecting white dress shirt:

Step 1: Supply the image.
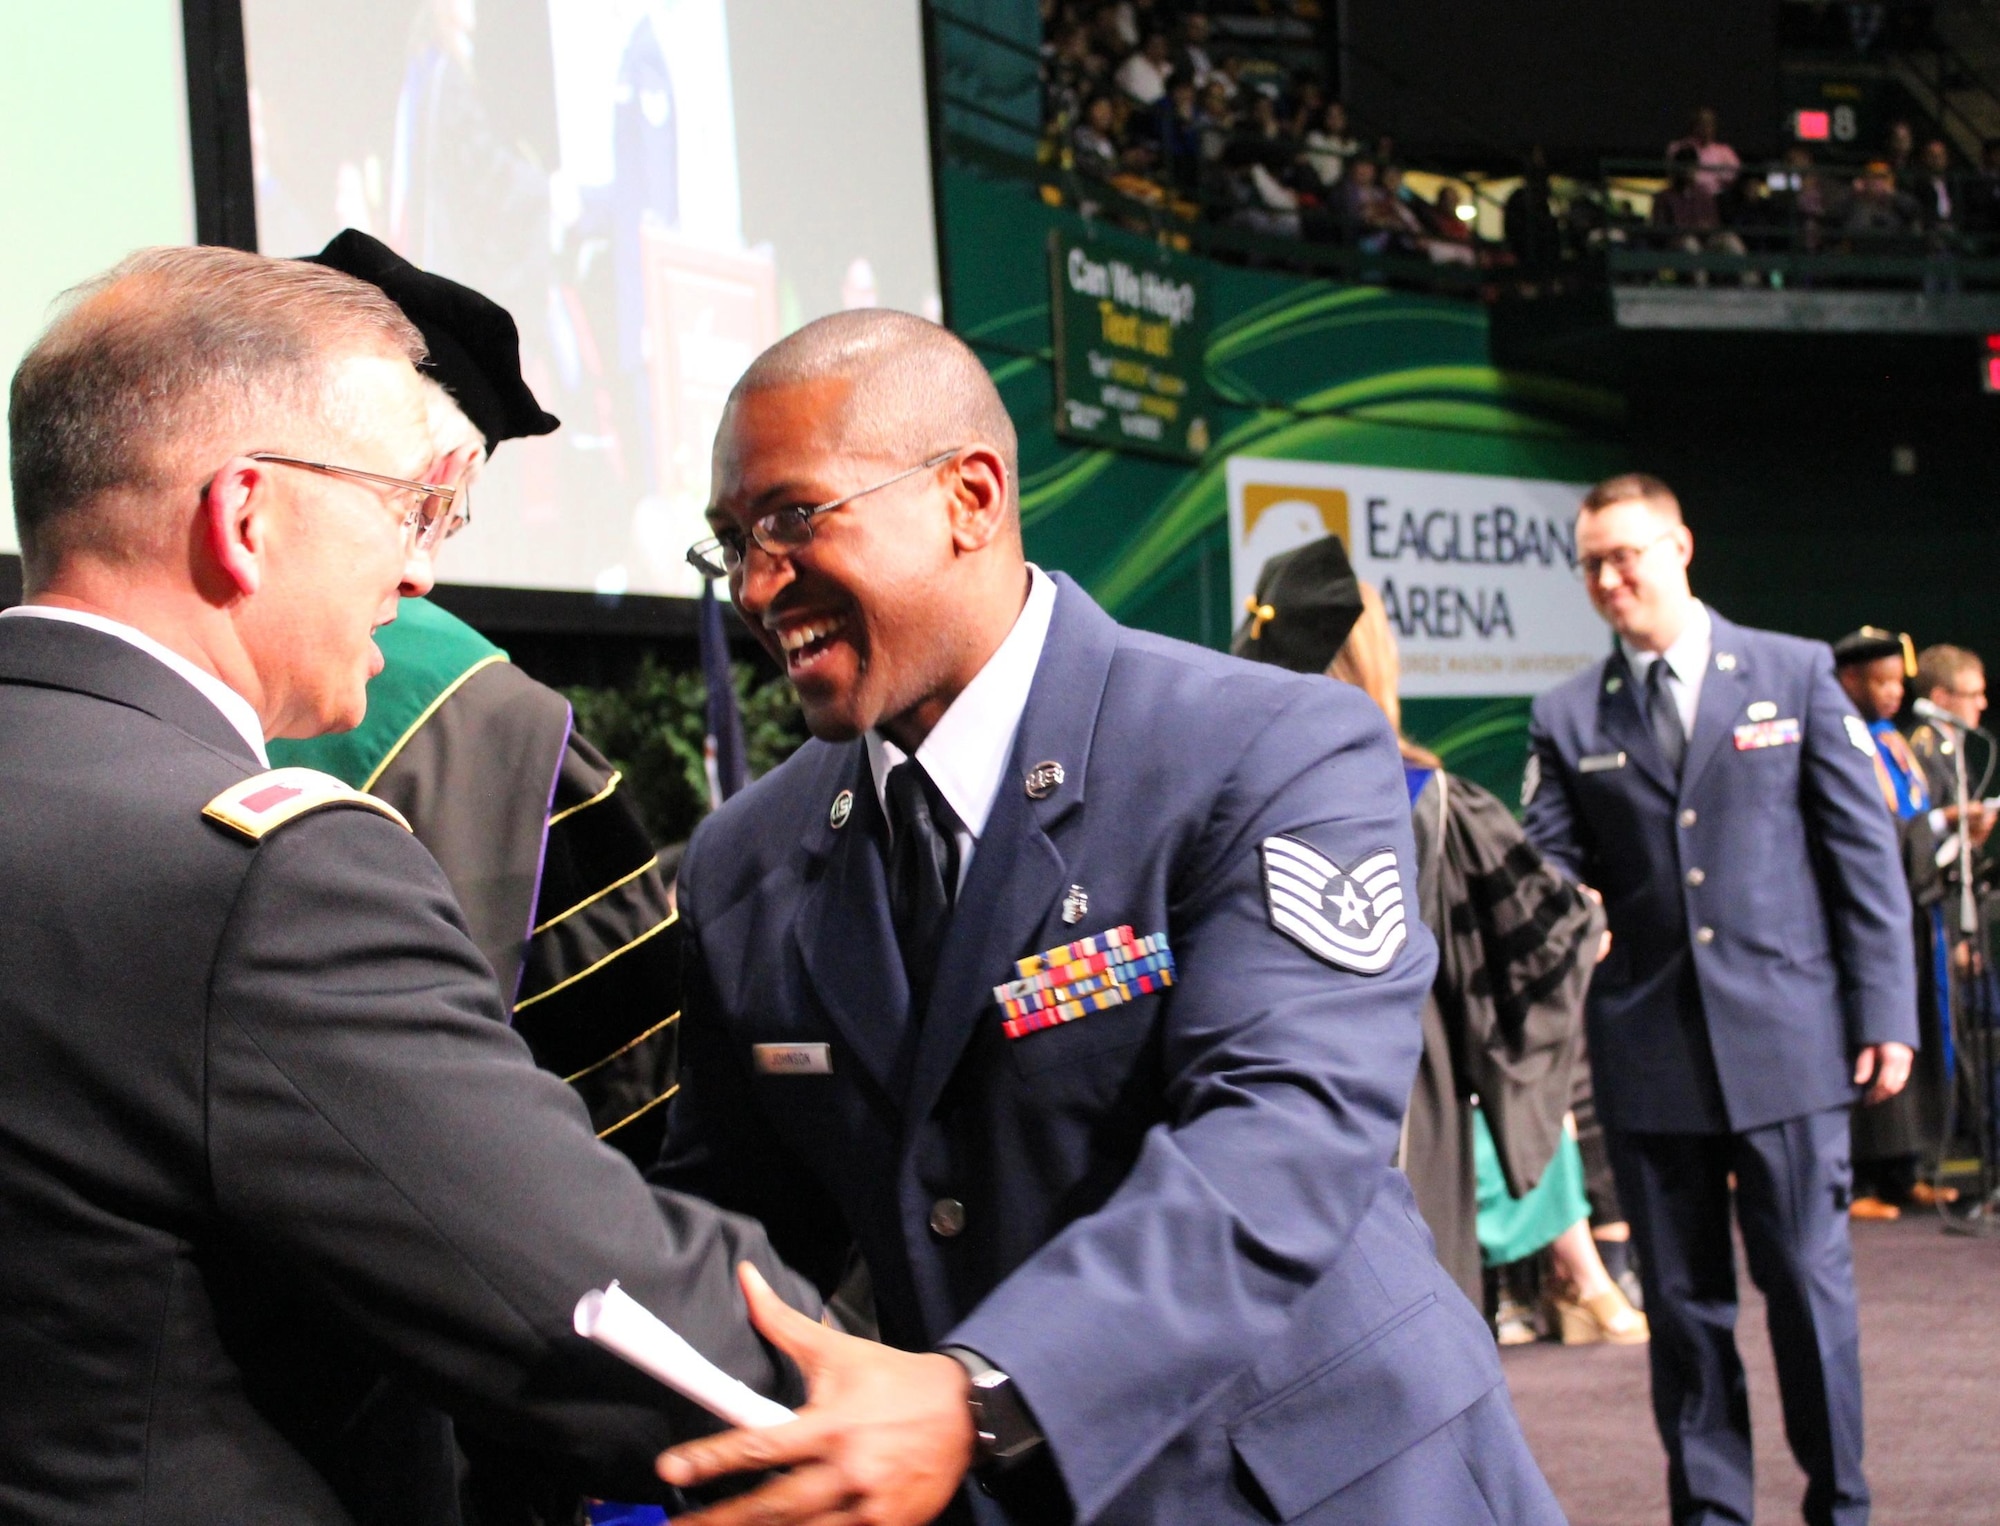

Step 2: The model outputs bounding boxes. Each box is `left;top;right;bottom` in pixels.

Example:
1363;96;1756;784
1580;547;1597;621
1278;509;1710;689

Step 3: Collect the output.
866;565;1058;892
0;604;270;764
1620;600;1711;740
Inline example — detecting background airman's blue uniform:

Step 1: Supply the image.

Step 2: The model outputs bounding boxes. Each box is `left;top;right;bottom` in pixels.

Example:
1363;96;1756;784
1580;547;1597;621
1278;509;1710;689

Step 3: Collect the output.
1524;609;1916;1526
658;576;1562;1525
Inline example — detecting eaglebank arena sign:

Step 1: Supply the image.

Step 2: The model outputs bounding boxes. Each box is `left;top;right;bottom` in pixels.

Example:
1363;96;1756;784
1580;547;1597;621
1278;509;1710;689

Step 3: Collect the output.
1225;458;1605;697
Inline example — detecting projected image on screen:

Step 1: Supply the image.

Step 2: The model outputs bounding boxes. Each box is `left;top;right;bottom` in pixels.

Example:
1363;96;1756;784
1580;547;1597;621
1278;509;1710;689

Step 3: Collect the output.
244;0;941;597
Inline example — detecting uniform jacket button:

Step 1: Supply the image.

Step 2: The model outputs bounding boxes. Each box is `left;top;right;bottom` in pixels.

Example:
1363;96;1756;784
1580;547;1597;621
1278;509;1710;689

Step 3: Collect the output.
1686;867;1706;886
1680;808;1698;828
929;1197;967;1238
1695;926;1716;945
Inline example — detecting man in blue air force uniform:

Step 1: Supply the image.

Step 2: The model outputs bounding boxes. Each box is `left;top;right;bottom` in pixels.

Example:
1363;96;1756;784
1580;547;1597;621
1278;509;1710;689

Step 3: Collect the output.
648;311;1563;1526
1522;474;1916;1526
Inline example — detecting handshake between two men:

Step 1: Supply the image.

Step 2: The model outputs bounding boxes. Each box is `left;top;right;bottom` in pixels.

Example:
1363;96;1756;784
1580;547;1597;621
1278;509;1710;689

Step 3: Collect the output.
646;1264;977;1526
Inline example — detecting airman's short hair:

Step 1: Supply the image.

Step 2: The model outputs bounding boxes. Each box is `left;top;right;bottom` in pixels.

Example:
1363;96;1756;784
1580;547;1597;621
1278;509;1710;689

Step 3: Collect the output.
1579;472;1684;523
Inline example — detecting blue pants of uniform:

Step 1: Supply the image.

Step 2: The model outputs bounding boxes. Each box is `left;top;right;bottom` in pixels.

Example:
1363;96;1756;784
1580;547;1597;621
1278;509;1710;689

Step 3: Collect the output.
1609;1109;1867;1526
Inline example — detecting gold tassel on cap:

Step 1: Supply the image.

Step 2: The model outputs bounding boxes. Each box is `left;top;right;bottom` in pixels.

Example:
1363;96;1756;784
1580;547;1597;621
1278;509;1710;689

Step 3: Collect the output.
1900;631;1917;679
1246;596;1276;640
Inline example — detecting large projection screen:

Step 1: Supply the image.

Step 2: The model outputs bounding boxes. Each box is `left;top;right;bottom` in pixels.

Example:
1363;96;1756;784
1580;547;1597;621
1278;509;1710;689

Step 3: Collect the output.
0;2;195;556
242;0;943;599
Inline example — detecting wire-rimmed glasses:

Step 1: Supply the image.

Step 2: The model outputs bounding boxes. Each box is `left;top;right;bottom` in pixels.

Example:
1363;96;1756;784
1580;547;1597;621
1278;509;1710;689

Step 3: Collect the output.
248;452;469;552
686;449;962;580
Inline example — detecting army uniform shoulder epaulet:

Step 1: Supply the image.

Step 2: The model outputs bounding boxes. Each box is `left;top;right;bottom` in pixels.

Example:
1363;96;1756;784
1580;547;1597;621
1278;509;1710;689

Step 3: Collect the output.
1908;723;1950;758
202;767;413;842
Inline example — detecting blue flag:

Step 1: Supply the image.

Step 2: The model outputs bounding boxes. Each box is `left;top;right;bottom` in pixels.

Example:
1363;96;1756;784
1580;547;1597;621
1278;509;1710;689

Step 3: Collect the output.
699;578;749;809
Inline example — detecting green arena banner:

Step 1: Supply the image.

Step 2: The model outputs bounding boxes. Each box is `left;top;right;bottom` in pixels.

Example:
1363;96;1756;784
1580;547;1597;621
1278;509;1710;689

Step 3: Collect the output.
1049;227;1212;463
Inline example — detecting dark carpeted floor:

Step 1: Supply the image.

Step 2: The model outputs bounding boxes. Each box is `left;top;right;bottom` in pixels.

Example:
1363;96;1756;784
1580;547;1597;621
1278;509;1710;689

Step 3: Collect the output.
1500;1213;2000;1525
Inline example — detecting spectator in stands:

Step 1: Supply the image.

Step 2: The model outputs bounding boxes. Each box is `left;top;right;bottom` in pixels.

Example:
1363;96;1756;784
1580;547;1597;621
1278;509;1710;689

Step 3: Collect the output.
1911;137;1957;232
1653;144;1750;275
1286;79;1327;143
1231;99;1304;238
1336;156;1388;244
1963;139;2000;235
1667;106;1742;200
1101;0;1149;52
1376;162;1436;253
1505;148;1562;280
1844;160;1920;240
1299;99;1359;186
1042;20;1106;133
1764;143;1831;250
1885;118;1917;179
1071;93;1122;180
1233;91;1297;170
1212;52;1247;101
1115;30;1173;106
1174;11;1215;88
1153;75;1203;193
1196;77;1235;153
1428;181;1480;263
1043;20;1103;133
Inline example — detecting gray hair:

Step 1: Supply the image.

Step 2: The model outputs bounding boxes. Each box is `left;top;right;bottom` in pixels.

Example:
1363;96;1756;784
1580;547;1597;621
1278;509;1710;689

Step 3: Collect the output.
9;245;423;584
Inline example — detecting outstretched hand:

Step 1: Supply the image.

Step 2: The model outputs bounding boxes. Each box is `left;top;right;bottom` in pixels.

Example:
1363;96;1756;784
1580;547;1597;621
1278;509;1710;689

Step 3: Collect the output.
657;1263;976;1526
1853;1041;1914;1106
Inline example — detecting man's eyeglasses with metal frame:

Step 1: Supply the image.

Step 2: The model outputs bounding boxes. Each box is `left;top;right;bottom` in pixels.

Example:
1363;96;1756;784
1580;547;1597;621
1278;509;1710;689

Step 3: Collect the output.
248;452;470;552
686;449;961;580
1574;530;1675;583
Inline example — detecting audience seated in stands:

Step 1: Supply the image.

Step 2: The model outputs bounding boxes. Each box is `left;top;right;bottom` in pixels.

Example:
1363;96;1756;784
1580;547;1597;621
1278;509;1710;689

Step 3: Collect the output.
1034;4;1991;289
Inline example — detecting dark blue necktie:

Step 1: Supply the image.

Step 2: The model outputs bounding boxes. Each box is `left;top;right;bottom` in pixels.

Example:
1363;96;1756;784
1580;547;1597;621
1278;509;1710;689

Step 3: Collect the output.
1647;658;1686;777
885;759;961;1017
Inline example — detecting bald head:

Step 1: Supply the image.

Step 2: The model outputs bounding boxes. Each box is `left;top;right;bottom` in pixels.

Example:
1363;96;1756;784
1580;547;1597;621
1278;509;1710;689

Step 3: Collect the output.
727;309;1019;518
711;310;1031;749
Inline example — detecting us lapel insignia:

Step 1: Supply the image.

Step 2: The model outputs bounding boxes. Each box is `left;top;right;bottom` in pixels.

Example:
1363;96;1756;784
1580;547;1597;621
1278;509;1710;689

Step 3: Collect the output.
1024;760;1065;799
1260;836;1407;975
829;789;853;829
1062;884;1089;924
994;925;1176;1039
1746;700;1778;721
1716;652;1738;672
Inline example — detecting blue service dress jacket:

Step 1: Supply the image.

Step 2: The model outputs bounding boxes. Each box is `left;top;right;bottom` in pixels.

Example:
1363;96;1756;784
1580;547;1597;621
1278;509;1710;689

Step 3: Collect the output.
657;576;1563;1525
1521;610;1917;1135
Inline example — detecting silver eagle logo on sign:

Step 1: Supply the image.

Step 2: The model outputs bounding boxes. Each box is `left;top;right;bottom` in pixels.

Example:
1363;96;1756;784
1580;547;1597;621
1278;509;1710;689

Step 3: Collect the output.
1259;835;1407;975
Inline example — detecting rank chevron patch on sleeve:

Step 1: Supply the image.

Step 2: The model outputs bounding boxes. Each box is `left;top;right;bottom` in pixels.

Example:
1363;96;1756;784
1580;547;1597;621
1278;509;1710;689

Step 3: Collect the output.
1259;835;1408;975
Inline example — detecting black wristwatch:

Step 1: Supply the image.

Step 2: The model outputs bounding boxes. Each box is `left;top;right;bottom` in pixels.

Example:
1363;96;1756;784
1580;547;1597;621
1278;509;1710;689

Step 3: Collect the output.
941;1346;1045;1477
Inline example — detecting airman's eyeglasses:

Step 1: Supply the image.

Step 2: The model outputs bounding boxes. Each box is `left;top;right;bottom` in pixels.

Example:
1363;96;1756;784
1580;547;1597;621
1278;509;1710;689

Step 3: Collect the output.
1575;530;1674;583
686;449;962;580
248;452;469;552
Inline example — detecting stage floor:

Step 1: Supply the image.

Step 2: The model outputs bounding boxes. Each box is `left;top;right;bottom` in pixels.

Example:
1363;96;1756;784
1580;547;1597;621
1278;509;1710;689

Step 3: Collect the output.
1501;1212;2000;1525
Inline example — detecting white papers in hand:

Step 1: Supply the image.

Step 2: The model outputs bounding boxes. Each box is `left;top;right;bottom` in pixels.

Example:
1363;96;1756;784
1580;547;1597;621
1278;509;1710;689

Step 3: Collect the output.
573;1281;797;1430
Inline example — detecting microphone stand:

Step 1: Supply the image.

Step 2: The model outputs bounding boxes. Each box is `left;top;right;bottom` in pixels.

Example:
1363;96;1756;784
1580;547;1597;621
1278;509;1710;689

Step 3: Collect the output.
1932;714;2000;1235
